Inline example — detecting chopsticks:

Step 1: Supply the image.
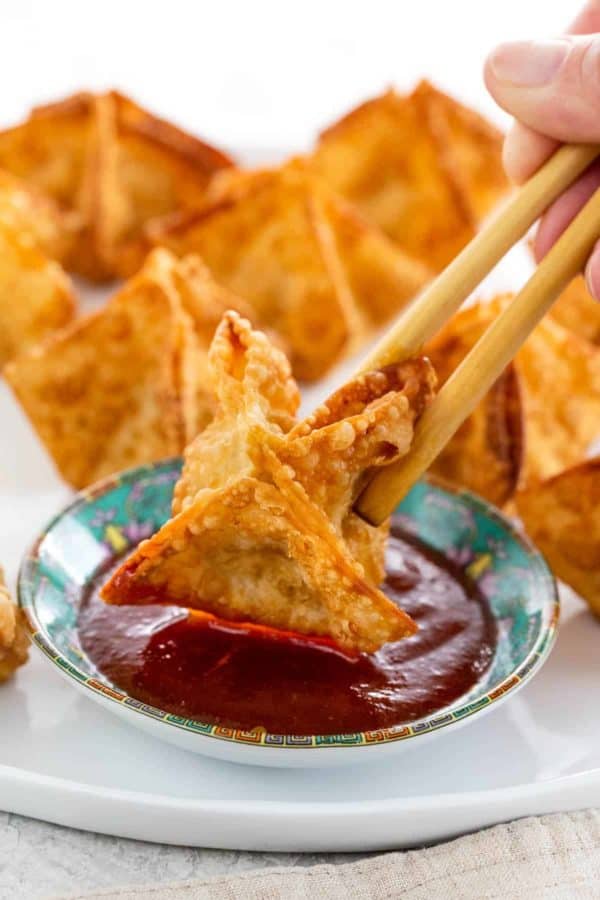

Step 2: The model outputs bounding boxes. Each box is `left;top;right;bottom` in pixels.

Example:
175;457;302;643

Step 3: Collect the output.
354;143;600;526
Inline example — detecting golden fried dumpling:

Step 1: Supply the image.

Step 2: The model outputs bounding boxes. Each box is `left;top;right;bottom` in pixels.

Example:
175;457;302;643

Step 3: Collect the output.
517;458;600;618
0;169;79;263
309;81;508;271
102;312;436;654
549;276;600;346
0;222;75;366
0;169;77;365
425;296;600;502
515;311;600;484
0;569;29;683
4;249;254;488
425;300;523;507
147;165;430;380
0;91;233;280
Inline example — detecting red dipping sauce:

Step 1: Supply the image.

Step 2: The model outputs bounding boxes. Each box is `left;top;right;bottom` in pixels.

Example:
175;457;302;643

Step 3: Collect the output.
78;523;497;735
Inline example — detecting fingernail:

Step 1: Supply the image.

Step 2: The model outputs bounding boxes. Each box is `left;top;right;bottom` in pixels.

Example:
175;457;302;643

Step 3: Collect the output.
585;247;600;301
502;124;529;183
489;40;569;86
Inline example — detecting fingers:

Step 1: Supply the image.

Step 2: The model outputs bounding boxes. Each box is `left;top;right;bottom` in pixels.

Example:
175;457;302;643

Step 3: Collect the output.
533;159;600;301
484;35;600;143
487;1;600;180
584;241;600;299
569;0;600;34
485;2;600;300
502;121;559;183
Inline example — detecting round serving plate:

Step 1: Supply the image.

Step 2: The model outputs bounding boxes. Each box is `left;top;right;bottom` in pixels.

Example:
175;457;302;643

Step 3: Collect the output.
18;458;558;768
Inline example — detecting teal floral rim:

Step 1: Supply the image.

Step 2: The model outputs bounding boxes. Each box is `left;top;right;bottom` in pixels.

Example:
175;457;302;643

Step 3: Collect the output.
18;458;559;750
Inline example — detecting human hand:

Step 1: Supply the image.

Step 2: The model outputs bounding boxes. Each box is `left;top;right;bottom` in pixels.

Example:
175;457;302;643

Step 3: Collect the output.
484;1;600;298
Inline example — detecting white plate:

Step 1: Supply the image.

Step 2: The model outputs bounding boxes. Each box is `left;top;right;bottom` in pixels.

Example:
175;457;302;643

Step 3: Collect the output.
1;586;599;850
1;381;599;849
1;232;598;850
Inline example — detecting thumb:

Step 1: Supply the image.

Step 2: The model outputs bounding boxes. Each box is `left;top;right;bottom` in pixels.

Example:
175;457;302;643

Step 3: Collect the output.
484;36;600;143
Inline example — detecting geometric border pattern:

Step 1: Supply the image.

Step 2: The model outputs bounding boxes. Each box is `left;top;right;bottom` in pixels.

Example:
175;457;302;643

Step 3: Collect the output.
23;615;558;748
18;459;560;751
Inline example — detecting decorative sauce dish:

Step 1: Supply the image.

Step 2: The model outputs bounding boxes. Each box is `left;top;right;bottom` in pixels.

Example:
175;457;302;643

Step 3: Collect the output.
18;458;558;768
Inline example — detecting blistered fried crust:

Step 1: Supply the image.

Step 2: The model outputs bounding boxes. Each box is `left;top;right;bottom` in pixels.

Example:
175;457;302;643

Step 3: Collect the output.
103;312;436;653
517;459;600;618
283;363;434;513
278;360;436;586
0;223;75;366
310;81;508;271
0;569;29;683
4;249;240;487
147;165;429;380
172;310;300;512
0;91;233;280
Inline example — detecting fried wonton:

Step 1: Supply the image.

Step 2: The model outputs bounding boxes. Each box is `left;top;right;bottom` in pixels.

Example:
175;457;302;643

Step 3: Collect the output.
549;276;600;345
0;91;233;280
0;169;78;262
517;459;600;617
148;165;430;380
4;248;253;488
0;569;29;683
0;222;75;366
509;307;600;484
102;311;436;653
203;164;433;325
425;296;600;501
426;309;523;506
309;81;508;271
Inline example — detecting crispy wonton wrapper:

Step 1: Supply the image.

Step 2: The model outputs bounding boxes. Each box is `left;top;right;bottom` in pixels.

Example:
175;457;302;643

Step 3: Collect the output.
0;568;29;683
549;275;600;345
147;165;430;380
0;169;79;263
0;222;75;366
426;311;523;507
102;311;436;653
425;296;600;501
517;458;600;617
4;248;254;488
309;81;508;271
0;91;233;280
202;164;433;330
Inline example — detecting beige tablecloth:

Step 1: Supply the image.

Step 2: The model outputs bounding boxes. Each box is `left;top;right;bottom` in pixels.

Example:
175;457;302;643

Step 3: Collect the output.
61;809;600;900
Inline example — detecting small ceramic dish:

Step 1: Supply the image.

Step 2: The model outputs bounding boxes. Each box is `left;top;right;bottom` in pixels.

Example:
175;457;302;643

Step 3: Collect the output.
19;458;558;768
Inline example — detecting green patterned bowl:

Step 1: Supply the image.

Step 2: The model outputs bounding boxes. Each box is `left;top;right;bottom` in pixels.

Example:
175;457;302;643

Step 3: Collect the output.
18;459;559;768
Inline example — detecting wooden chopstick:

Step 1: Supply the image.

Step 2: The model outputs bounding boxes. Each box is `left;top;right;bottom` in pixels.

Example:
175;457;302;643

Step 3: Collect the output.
355;150;600;527
357;143;599;375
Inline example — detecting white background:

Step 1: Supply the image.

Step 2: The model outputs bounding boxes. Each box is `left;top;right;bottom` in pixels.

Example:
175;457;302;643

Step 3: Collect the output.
0;3;597;897
0;0;580;558
0;0;576;156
